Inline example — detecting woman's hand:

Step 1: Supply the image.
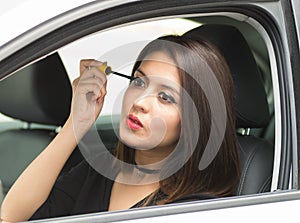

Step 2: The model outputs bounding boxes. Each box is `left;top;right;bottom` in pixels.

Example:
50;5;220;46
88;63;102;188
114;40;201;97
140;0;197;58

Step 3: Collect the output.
69;59;107;139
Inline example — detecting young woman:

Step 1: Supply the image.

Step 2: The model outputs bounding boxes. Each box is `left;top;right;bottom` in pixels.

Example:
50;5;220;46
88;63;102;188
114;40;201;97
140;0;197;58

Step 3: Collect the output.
1;35;240;222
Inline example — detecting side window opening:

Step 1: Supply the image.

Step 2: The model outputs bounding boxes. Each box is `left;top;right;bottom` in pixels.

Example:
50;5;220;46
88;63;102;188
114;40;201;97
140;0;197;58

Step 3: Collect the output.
0;13;279;217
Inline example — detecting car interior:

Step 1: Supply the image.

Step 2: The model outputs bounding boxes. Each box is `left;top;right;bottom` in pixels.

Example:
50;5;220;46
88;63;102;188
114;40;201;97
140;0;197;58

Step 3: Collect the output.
0;14;276;207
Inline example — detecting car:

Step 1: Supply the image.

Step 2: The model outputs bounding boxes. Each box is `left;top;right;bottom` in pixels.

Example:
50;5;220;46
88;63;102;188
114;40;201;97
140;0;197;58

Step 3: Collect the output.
0;0;299;222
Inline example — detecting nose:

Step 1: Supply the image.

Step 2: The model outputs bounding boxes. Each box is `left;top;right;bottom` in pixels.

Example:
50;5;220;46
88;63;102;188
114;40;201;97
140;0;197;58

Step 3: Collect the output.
133;93;154;113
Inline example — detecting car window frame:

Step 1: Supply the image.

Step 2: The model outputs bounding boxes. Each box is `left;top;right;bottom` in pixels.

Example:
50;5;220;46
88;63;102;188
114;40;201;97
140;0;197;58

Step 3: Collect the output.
0;0;298;222
0;0;291;188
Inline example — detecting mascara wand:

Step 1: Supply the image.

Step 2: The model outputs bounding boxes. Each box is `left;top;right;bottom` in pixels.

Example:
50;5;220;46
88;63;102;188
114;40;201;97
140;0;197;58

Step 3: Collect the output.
98;62;131;80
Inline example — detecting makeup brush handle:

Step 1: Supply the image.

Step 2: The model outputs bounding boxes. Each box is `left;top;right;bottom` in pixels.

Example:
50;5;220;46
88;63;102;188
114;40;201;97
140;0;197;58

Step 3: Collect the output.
98;62;112;75
97;62;131;80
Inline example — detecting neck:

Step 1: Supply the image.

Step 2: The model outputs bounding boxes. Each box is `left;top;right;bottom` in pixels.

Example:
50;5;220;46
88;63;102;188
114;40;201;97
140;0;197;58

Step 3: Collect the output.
134;145;175;166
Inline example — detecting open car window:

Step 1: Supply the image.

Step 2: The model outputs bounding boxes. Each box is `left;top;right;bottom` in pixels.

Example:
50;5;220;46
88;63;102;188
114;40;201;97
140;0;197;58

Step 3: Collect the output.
1;0;300;222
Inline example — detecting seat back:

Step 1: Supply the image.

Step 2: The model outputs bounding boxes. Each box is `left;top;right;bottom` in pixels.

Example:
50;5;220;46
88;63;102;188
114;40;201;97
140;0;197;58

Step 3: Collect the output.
0;53;72;199
184;24;274;195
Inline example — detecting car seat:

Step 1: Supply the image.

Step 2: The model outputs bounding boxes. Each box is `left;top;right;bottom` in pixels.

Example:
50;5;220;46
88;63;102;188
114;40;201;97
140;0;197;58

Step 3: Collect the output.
0;53;80;201
184;24;274;195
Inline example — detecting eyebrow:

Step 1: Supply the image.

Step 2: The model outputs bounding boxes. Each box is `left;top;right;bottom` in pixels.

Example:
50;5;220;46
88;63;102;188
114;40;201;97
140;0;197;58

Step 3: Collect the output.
136;68;147;78
136;69;180;95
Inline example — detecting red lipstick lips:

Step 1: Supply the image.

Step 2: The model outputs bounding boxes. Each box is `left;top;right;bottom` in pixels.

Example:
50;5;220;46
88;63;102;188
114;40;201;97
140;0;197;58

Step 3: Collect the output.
127;114;143;130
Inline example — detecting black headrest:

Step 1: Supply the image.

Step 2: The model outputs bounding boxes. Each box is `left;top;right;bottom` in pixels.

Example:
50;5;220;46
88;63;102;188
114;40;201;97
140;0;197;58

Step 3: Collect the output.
184;24;270;128
0;53;72;126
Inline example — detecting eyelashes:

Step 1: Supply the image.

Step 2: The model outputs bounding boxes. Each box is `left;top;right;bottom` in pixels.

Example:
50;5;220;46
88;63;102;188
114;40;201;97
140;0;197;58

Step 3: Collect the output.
158;92;176;104
130;77;145;87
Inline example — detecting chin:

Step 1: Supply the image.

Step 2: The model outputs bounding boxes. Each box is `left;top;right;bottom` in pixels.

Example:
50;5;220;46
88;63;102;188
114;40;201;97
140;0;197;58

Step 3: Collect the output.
119;125;138;148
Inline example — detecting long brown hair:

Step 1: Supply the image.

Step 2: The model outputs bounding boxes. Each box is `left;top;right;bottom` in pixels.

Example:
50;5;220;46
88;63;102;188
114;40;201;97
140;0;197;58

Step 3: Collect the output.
115;35;240;203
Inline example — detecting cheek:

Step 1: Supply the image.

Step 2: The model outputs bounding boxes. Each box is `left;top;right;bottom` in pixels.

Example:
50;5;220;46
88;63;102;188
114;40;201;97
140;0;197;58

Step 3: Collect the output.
121;89;136;114
168;115;181;137
150;113;180;131
155;108;181;141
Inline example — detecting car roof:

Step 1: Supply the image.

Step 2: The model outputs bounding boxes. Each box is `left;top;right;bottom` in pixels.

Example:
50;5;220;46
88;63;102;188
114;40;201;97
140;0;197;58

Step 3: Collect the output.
0;0;95;46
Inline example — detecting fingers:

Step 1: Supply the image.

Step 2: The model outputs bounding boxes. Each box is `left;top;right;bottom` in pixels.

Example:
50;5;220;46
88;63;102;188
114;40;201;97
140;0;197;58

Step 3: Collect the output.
73;59;108;102
80;59;107;77
81;66;107;84
81;59;107;89
72;77;106;102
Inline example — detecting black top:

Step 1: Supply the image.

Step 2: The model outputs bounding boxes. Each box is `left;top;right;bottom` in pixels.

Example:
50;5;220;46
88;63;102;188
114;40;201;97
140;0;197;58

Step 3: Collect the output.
29;159;168;220
30;159;216;220
30;160;115;220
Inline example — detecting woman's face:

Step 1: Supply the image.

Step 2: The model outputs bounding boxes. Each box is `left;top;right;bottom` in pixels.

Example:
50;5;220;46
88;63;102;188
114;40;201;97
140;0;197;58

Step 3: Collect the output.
119;51;181;151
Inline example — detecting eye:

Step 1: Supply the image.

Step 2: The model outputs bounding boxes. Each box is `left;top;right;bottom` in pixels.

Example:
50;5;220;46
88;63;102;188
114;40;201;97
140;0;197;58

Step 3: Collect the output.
158;92;176;104
130;77;146;88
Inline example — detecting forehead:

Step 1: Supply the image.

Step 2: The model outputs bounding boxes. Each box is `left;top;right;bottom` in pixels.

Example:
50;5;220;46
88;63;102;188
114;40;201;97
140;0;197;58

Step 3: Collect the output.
138;51;181;86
